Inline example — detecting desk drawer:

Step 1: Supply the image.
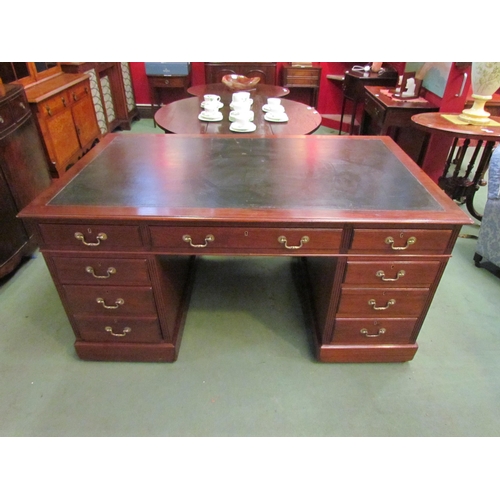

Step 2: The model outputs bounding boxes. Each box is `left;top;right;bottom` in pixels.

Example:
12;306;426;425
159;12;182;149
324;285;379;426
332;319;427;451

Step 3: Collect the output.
350;229;452;254
344;260;441;287
150;226;342;253
337;288;429;317
63;285;157;316
51;257;150;285
74;317;162;343
39;224;143;250
364;95;385;124
39;90;70;118
331;318;416;345
9;92;30;123
0;101;15;132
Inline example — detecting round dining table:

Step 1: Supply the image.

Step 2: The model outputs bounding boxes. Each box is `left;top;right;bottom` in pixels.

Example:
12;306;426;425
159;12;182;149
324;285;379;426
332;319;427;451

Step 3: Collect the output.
154;94;322;136
187;83;290;98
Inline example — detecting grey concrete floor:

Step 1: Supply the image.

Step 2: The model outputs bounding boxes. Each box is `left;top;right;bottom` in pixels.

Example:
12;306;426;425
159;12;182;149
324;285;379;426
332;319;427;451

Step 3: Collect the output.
1;120;499;438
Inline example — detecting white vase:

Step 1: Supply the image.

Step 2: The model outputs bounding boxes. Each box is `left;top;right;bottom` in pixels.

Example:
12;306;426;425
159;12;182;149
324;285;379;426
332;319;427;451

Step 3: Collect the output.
459;62;500;125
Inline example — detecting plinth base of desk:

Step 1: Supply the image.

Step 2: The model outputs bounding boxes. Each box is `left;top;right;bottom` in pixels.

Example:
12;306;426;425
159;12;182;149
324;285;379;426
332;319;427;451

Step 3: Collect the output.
75;341;179;362
317;343;418;363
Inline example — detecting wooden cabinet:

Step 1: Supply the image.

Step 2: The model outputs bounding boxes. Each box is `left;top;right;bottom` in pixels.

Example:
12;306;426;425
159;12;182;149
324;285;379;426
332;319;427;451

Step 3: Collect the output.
0;83;52;278
60;63;138;135
25;72;100;177
281;65;322;108
204;63;277;85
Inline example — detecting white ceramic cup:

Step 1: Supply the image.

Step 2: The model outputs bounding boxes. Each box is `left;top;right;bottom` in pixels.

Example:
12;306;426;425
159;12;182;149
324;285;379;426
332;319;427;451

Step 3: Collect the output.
232;101;252;114
232;91;251;103
267;98;281;107
202;101;219;117
234;110;253;128
204;94;221;103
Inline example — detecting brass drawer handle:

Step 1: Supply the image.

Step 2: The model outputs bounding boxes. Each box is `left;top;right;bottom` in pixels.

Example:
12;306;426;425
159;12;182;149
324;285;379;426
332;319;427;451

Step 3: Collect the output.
164;79;170;85
385;236;416;250
62;97;67;107
74;232;107;246
96;297;124;309
376;270;405;282
278;235;309;250
85;266;116;279
0;115;4;124
368;298;396;310
105;326;131;337
360;327;386;337
182;234;214;248
72;92;78;101
45;105;52;116
19;102;26;110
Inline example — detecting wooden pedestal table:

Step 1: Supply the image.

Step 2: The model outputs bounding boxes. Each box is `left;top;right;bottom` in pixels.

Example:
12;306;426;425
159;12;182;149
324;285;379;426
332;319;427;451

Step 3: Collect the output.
411;112;500;220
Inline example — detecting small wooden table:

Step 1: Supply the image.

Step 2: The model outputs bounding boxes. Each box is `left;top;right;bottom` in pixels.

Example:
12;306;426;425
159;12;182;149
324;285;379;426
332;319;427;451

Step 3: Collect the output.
154;95;322;136
187;83;289;98
411;112;500;220
360;86;439;162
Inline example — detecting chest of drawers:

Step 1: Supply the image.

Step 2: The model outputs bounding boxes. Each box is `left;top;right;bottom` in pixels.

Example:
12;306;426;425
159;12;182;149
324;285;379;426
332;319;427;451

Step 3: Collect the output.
19;134;472;363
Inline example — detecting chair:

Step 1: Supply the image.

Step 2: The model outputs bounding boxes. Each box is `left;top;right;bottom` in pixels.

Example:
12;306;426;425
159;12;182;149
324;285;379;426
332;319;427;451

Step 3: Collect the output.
474;146;500;269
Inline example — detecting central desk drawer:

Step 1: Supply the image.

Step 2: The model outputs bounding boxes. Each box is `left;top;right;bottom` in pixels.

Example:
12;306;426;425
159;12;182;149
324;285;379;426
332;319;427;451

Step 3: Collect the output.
63;285;157;316
150;227;342;253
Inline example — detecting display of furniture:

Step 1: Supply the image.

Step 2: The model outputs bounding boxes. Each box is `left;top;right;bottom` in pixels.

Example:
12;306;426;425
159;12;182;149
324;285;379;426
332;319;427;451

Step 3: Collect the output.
336;67;399;135
204;63;277;85
153;95;322;135
411;112;500;220
281;65;322;108
147;72;191;127
188;83;289;98
19;134;471;363
474;146;500;269
60;63;138;135
24;72;101;178
0;83;52;278
360;86;439;162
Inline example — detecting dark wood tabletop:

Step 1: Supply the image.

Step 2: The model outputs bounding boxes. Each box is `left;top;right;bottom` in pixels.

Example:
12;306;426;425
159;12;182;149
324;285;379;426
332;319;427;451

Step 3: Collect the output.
187;83;290;98
154;95;322;136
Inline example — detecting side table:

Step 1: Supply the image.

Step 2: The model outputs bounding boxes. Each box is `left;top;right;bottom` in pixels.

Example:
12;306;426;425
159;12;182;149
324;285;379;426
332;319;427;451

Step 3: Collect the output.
281;65;322;108
147;73;191;127
411;112;500;220
337;67;398;135
360;86;439;162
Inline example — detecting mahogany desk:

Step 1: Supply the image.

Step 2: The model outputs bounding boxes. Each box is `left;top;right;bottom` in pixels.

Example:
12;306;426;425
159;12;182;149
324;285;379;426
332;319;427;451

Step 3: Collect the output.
19;134;472;363
154;95;322;136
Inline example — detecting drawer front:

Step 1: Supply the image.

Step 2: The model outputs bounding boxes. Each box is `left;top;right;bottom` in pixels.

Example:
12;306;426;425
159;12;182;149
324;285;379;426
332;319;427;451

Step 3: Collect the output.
0;101;14;132
63;285;157;316
149;76;187;88
69;80;91;103
331;318;417;345
39;224;143;250
344;260;441;287
9;92;30;123
52;257;150;285
39;91;70;117
74;317;162;343
364;95;384;123
337;288;429;317
150;227;342;253
350;229;453;254
285;68;321;85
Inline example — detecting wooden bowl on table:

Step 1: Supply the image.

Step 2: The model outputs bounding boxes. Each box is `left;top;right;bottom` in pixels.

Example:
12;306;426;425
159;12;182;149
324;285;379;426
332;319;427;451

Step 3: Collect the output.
222;74;260;91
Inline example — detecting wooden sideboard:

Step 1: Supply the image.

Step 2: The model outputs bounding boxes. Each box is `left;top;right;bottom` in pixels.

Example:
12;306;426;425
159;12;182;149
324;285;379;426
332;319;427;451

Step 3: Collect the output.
0;83;52;278
19;134;472;363
204;62;277;85
24;72;101;178
281;65;322;108
60;63;138;135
